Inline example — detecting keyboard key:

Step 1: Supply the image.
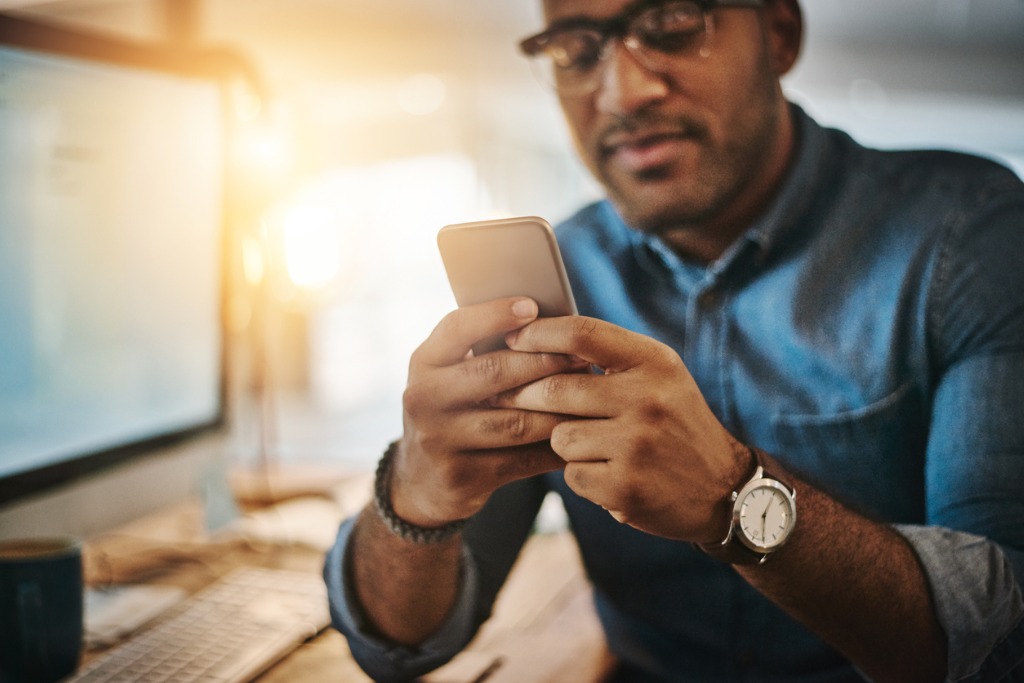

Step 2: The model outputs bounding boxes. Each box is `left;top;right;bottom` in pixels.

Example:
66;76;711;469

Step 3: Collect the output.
68;567;330;683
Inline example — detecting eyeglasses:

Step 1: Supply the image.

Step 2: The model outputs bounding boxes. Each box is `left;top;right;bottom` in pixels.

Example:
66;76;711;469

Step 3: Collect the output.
518;0;765;97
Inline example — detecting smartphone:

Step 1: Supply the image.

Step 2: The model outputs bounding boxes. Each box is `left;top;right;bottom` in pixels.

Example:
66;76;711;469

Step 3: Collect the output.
438;216;577;354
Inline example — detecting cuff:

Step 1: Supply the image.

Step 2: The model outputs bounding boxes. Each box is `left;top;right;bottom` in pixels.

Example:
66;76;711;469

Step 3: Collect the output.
895;524;1024;682
322;515;482;683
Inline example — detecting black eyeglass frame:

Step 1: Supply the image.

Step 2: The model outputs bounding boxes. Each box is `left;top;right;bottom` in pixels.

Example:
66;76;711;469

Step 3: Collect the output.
518;0;765;59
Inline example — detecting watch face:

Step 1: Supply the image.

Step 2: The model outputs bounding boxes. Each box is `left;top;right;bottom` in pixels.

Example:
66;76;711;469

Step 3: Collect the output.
737;482;795;551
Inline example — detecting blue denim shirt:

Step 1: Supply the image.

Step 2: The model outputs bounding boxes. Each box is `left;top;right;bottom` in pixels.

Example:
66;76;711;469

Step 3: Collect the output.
326;107;1024;682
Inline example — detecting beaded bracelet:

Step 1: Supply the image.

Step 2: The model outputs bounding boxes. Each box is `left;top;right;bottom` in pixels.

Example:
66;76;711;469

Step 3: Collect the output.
373;441;469;544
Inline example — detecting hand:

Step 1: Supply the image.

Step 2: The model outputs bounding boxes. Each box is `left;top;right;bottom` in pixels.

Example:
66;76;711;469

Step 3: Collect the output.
494;315;751;542
392;297;588;528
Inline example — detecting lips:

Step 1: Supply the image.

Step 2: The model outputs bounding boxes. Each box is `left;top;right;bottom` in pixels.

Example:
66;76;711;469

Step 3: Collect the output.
600;126;697;174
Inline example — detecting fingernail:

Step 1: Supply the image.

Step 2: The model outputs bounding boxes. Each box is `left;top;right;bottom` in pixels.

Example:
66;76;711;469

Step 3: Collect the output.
512;298;537;319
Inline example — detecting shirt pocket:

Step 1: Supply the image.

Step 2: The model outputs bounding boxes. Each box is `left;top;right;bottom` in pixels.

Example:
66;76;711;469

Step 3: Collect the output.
770;380;927;522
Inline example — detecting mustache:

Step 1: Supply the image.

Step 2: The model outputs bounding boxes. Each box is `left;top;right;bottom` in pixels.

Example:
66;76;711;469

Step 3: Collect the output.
597;112;707;153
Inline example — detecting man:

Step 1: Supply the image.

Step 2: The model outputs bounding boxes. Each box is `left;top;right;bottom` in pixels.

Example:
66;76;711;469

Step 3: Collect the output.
325;0;1024;681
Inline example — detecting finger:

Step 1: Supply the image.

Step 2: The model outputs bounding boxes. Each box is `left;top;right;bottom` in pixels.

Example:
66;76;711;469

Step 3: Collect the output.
414;298;539;368
561;459;615;508
460;350;591;404
550;424;635;521
406;349;590;411
549;419;632;511
550;418;617;463
464;443;567;483
505;316;650;372
448;407;571;450
490;370;620;418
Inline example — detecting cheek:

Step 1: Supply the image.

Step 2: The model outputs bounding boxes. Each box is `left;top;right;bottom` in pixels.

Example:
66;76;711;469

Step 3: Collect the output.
687;63;777;167
559;100;601;167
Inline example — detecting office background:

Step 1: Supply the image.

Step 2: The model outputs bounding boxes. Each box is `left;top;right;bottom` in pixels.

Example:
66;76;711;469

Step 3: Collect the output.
4;0;1023;475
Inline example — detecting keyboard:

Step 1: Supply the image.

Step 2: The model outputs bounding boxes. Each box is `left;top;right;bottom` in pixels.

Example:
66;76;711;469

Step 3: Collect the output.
69;567;331;683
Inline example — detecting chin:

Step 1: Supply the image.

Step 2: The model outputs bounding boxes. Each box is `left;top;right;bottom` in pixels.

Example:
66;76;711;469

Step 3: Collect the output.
602;163;726;233
607;186;709;234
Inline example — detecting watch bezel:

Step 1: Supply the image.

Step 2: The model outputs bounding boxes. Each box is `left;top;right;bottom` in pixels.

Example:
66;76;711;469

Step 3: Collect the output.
733;476;797;554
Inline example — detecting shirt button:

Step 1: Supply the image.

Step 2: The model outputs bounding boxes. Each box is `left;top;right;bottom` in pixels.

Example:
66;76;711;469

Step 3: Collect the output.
699;291;719;308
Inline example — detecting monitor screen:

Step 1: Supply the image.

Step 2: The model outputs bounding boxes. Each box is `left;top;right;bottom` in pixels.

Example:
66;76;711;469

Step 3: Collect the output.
0;17;228;507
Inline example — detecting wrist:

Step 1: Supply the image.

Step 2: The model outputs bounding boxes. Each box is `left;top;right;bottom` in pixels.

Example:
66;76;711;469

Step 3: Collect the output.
696;446;797;565
373;440;470;544
699;441;758;545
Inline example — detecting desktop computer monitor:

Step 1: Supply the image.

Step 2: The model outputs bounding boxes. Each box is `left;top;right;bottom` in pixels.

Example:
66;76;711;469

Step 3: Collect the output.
0;15;236;539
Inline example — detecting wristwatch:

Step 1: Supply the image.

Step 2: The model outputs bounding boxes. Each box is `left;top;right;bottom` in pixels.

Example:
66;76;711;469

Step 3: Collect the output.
697;448;797;565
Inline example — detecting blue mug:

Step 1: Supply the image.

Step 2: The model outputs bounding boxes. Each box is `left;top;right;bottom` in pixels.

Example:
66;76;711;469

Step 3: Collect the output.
0;538;83;683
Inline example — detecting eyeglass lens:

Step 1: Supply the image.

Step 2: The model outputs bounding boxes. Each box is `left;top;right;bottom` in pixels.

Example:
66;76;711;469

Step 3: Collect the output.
534;1;713;96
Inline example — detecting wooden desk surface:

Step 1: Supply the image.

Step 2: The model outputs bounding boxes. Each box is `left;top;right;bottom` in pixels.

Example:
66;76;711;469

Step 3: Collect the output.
82;487;615;683
254;532;615;683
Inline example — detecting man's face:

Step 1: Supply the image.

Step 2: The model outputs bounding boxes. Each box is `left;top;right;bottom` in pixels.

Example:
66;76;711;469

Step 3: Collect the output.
543;0;796;236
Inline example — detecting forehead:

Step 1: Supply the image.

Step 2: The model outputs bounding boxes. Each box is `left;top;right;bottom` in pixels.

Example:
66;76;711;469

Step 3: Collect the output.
542;0;636;22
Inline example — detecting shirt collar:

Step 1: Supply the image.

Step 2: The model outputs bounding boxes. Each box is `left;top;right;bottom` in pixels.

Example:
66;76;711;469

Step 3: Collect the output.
626;103;828;282
740;103;826;263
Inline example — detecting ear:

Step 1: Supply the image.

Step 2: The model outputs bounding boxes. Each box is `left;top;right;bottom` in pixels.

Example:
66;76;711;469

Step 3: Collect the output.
763;0;803;76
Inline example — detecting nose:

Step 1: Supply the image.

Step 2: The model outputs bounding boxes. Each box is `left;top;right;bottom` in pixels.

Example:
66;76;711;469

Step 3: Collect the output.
593;40;670;117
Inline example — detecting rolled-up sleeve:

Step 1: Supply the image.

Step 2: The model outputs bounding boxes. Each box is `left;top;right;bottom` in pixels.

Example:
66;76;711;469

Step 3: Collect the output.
323;476;549;682
323;515;482;682
896;525;1024;682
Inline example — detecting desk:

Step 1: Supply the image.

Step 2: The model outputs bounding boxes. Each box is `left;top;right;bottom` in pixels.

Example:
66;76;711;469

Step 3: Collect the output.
81;481;616;683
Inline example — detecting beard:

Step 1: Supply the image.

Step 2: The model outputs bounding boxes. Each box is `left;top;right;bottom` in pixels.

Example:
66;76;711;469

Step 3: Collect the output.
606;158;736;233
577;82;786;236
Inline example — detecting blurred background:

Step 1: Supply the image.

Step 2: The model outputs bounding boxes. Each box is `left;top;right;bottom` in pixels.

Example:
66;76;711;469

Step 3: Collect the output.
4;0;1023;473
